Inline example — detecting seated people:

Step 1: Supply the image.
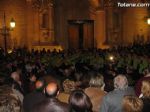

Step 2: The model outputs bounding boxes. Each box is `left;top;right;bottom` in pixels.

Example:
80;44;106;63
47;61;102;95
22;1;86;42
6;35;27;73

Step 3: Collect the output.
69;90;93;112
85;73;106;112
140;80;150;112
31;82;69;112
23;79;46;112
135;67;150;97
122;95;143;112
99;74;135;112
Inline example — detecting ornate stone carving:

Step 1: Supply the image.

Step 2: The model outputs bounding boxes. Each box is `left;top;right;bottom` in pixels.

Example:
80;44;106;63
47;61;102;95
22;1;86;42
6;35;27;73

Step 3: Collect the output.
31;0;54;12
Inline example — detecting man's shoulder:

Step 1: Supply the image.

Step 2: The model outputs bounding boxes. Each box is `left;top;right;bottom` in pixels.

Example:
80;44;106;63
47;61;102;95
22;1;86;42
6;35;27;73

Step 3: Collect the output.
58;99;69;107
105;87;134;97
50;98;69;111
23;91;46;108
126;87;134;91
32;98;69;112
24;91;45;99
105;90;117;96
49;98;68;106
46;98;69;110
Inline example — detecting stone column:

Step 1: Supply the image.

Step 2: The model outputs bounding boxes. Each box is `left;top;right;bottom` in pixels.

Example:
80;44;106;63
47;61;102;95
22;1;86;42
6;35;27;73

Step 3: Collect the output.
95;9;106;49
26;1;32;50
49;4;55;43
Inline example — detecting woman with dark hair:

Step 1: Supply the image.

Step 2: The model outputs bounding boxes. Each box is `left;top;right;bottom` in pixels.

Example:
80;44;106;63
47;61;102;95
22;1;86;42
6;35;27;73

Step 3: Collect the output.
69;90;93;112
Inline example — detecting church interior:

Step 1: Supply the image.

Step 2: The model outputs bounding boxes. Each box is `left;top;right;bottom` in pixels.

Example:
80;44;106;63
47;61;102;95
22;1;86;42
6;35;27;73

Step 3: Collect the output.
0;0;150;51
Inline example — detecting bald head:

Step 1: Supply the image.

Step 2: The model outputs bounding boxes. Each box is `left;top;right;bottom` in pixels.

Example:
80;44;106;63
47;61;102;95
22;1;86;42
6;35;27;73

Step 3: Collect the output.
35;79;45;92
45;82;59;98
11;72;20;82
36;80;43;89
114;75;128;89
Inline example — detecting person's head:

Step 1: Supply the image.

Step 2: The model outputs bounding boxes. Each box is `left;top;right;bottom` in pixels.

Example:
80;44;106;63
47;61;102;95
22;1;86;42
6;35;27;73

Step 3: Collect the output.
45;82;59;98
69;90;92;112
74;71;83;81
35;79;45;92
143;66;150;76
122;95;143;112
89;74;105;89
79;71;92;89
114;74;128;90
10;72;20;82
63;79;76;93
141;80;150;98
29;74;37;82
63;66;74;77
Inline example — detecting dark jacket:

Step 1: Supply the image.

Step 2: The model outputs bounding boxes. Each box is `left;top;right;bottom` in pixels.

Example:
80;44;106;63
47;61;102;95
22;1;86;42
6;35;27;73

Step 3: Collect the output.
31;98;69;112
142;98;150;112
23;90;46;112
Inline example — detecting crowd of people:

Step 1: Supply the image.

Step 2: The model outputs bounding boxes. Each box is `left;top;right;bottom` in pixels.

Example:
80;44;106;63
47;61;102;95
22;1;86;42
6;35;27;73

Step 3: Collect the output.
0;43;150;112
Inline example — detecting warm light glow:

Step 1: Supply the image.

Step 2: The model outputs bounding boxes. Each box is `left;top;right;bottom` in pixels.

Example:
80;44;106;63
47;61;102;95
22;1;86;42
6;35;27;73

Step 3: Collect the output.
147;18;150;25
109;56;114;61
33;45;63;52
10;18;15;28
8;49;13;54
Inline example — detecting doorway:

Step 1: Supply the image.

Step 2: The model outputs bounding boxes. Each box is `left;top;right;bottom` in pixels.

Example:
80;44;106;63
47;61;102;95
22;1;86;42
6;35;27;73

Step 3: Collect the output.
68;20;94;49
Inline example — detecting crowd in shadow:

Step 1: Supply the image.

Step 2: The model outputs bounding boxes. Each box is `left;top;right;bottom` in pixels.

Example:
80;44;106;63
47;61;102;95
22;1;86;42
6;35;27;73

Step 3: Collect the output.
0;43;150;112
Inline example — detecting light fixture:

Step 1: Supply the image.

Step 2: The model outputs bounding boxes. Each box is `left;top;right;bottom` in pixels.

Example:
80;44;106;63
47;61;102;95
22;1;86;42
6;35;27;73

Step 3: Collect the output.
147;18;150;25
0;12;15;55
10;18;15;28
109;55;114;61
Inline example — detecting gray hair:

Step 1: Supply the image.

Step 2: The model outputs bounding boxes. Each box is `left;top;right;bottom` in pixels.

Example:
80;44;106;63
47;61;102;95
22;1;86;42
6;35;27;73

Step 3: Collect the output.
89;75;104;88
114;75;128;89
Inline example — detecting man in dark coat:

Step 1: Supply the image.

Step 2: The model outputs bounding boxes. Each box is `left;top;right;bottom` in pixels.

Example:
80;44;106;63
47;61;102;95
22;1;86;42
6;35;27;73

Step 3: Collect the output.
31;82;69;112
23;79;46;112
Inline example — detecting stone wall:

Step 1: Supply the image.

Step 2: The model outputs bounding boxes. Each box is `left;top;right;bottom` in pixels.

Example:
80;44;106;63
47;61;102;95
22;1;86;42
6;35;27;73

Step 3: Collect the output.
122;8;148;45
0;0;149;50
